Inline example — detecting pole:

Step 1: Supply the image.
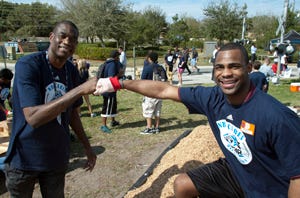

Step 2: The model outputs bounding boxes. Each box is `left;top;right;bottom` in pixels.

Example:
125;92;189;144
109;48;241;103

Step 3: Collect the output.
133;46;136;80
277;0;289;77
0;46;7;68
242;17;246;45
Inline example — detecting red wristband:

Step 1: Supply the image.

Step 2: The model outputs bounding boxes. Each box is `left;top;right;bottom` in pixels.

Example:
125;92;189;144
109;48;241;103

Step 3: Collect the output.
109;76;121;91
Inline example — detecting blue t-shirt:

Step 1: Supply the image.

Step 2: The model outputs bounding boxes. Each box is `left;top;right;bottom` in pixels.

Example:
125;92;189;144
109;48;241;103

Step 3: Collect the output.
141;62;165;81
179;86;300;197
102;59;121;97
5;51;82;171
249;71;268;91
141;62;154;80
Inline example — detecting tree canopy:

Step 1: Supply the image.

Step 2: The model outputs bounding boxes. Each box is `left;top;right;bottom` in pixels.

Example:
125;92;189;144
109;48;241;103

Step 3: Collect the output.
202;0;247;43
0;0;299;50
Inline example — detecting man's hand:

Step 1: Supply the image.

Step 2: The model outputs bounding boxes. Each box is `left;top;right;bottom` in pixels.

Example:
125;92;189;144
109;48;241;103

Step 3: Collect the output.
80;77;98;95
94;77;122;95
84;148;97;172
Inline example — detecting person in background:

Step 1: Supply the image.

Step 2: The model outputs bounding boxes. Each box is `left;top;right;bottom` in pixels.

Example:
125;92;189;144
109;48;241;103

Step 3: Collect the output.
172;46;181;75
77;59;96;117
99;50;121;133
259;56;274;79
4;20;97;197
177;52;185;87
280;52;288;72
140;51;166;134
273;47;278;58
249;60;268;92
0;68;13;121
271;58;279;74
94;42;300;198
211;44;220;81
164;49;176;73
182;48;192;75
190;47;199;73
250;43;257;63
118;47;127;79
164;49;176;85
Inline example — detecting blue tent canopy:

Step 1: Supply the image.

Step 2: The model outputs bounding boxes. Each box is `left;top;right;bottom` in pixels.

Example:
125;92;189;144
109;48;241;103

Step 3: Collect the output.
270;30;300;44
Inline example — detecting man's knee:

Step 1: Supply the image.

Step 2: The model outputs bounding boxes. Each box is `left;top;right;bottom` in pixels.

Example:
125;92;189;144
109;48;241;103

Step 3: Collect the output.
174;173;198;198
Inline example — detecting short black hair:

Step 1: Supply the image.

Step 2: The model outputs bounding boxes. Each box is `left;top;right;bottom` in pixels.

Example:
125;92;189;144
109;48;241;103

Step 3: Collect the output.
110;50;120;58
252;61;262;70
216;43;249;65
53;20;79;38
148;52;158;62
0;68;13;80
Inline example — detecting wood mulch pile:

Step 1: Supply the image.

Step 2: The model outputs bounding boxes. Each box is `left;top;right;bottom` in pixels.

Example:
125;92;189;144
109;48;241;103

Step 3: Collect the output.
124;125;224;198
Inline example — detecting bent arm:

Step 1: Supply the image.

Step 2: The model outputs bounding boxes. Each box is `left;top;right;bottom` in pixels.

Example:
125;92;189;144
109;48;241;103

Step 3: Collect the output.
288;178;300;198
23;78;97;128
123;80;180;101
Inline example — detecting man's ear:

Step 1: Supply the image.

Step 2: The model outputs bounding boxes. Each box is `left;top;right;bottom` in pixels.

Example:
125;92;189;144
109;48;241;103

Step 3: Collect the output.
246;63;252;73
49;32;55;41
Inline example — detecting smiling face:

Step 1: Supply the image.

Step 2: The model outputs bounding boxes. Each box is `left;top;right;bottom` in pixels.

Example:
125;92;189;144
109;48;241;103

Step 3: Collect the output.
214;48;252;104
48;22;78;66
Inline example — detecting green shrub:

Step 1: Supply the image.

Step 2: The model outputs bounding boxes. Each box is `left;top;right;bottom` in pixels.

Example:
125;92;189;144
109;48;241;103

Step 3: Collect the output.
186;40;204;49
75;43;115;60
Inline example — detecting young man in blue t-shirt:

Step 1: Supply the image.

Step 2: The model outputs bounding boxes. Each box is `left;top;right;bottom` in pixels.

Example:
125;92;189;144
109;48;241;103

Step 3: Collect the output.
95;43;300;197
99;50;122;133
5;21;97;197
140;51;166;134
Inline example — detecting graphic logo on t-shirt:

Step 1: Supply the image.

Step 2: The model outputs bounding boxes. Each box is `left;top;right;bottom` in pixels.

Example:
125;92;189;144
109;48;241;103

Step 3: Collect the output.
217;119;252;165
226;114;233;121
167;55;173;62
240;120;255;136
45;82;66;125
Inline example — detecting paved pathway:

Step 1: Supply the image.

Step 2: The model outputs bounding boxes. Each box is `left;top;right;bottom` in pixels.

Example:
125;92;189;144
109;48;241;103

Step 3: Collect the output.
1;62;299;86
122;65;300;85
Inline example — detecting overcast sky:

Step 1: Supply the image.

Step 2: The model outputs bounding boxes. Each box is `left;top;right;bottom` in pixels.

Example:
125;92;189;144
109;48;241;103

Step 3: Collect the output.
8;0;300;22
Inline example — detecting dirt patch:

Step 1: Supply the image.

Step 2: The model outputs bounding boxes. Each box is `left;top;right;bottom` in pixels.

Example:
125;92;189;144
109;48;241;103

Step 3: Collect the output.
124;125;223;198
0;125;221;198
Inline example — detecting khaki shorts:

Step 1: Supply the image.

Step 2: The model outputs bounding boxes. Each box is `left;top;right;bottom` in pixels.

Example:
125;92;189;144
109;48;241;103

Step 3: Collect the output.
142;96;162;118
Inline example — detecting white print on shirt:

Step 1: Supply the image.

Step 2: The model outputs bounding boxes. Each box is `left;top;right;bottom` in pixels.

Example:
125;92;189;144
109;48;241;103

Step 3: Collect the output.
167;55;173;62
45;82;66;125
216;119;253;165
0;88;10;100
226;114;233;121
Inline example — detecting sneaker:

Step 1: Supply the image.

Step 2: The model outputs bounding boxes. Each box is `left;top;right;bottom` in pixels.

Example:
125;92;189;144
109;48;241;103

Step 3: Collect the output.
140;128;155;135
110;120;120;127
152;128;160;134
90;113;96;117
100;125;112;133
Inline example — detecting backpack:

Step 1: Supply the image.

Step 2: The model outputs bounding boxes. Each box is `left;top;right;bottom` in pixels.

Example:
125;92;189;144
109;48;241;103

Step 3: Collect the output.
97;60;123;79
153;64;167;82
96;62;106;79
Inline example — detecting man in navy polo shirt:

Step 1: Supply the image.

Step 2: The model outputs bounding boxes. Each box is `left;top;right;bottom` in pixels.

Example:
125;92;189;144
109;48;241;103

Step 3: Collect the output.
95;43;300;197
5;20;97;197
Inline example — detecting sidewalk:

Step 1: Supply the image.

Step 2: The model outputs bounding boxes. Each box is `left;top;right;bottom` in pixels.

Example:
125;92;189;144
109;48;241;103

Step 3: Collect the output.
2;62;299;86
119;65;299;85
